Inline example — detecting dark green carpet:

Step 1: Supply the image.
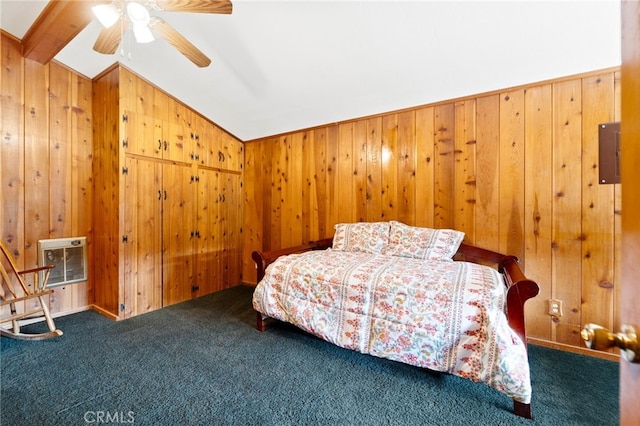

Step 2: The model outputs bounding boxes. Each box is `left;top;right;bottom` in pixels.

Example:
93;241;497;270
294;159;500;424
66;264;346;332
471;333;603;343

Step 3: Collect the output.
1;285;618;425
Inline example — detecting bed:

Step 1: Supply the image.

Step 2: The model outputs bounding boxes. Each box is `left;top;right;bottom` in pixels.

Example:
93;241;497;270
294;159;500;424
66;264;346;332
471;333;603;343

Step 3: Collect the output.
251;221;539;418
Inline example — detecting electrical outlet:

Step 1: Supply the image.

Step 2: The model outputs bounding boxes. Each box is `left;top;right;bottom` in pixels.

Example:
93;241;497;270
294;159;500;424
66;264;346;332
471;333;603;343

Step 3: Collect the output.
548;299;563;317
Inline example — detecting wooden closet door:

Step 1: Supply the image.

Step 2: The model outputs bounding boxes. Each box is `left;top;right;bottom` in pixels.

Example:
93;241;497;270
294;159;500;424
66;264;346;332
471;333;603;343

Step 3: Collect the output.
195;168;222;294
123;157;163;318
124;112;162;159
165;120;191;163
221;171;242;289
162;162;195;306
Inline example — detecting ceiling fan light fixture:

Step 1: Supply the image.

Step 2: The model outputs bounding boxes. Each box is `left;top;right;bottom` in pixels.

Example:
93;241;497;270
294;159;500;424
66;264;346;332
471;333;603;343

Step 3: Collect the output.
92;4;120;29
127;2;154;43
132;24;155;43
127;2;151;26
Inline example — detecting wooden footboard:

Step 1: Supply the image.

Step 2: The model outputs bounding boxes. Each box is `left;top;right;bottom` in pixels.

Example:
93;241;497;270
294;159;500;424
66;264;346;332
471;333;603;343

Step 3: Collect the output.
454;243;540;347
252;239;538;419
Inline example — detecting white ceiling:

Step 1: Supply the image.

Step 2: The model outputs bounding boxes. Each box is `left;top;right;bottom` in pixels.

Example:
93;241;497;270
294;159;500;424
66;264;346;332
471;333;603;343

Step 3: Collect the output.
1;0;621;141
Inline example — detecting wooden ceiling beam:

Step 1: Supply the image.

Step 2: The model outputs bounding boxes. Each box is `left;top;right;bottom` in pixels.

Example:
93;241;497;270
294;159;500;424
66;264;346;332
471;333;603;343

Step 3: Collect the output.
21;0;107;64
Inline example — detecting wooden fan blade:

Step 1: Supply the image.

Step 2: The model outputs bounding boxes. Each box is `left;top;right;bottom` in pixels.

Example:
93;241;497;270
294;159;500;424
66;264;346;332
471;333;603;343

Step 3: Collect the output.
93;21;127;55
152;19;212;68
153;0;232;14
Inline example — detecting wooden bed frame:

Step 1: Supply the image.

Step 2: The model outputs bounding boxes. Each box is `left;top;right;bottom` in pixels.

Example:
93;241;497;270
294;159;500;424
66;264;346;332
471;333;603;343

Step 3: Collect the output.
252;238;539;419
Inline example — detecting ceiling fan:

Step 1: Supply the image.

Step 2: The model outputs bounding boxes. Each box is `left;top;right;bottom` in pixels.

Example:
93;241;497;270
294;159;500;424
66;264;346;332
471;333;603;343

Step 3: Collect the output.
91;0;232;67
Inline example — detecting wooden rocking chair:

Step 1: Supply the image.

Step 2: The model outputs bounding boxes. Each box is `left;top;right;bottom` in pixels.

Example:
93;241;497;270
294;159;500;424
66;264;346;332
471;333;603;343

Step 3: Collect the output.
0;240;63;340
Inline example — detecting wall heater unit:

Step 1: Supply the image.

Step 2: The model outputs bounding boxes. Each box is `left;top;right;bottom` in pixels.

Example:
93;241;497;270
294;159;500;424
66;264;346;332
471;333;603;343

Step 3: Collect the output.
38;237;87;287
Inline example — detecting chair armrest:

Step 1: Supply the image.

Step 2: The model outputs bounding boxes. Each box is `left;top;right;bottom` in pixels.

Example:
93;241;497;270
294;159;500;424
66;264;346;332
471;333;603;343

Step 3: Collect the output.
17;264;55;291
17;264;55;276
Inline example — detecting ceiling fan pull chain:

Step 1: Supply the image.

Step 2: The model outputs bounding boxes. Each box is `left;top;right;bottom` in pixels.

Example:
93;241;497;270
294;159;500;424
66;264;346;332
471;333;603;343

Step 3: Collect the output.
119;14;126;58
126;21;132;61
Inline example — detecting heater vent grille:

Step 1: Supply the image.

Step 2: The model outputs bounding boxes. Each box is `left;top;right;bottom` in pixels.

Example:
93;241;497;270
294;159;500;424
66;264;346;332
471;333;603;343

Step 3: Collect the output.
38;237;87;287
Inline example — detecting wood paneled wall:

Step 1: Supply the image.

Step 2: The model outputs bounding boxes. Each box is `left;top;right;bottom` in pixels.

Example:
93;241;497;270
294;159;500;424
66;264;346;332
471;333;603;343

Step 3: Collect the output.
243;68;622;350
1;32;92;315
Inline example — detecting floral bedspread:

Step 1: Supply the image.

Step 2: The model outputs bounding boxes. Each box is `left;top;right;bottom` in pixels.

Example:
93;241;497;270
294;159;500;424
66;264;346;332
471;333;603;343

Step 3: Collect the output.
252;249;532;404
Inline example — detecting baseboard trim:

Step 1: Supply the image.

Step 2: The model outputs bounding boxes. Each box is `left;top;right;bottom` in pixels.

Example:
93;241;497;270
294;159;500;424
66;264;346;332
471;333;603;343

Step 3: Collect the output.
89;304;119;321
1;305;90;329
528;337;620;362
